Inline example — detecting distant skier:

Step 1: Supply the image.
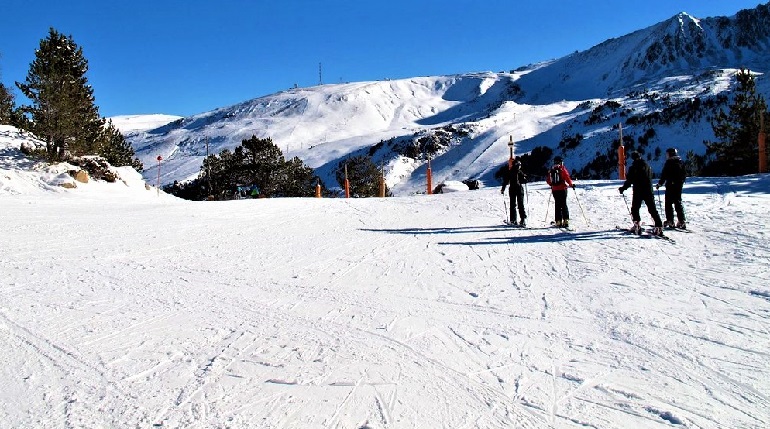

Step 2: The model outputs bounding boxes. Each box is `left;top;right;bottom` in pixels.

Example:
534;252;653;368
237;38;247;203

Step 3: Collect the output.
500;156;528;226
656;148;687;229
546;156;575;228
618;151;664;235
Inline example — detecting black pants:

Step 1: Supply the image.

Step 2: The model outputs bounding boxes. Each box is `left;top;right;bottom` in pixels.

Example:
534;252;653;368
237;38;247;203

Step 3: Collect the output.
508;187;526;222
552;189;569;222
632;191;662;227
664;182;686;223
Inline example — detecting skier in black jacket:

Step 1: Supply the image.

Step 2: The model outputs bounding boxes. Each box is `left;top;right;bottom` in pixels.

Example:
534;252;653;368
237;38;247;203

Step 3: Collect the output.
501;157;528;226
656;148;687;229
619;151;663;235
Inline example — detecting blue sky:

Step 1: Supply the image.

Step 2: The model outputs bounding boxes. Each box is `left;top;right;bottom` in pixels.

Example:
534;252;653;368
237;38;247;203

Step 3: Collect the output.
0;0;764;118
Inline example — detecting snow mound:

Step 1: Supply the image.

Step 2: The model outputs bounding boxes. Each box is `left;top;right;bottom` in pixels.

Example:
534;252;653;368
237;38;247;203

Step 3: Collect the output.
0;125;166;199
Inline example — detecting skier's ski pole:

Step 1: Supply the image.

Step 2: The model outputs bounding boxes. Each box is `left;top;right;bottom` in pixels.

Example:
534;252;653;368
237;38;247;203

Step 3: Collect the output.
544;192;551;224
503;193;509;224
573;187;590;226
621;193;632;220
524;183;529;219
656;186;663;214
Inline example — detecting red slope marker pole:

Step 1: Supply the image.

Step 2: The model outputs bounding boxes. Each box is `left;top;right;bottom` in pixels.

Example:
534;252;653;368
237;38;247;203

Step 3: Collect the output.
757;114;767;173
618;124;626;180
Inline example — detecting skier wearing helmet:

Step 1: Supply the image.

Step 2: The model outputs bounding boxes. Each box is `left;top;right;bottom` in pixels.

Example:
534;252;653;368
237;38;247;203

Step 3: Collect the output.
619;151;664;236
656;148;687;229
546;156;575;228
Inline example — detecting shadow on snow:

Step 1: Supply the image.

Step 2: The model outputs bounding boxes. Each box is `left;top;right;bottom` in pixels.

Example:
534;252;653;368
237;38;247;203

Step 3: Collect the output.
362;225;625;245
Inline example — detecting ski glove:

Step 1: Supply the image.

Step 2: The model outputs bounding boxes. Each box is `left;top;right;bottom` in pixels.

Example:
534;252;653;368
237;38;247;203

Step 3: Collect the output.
618;186;625;194
571;184;576;190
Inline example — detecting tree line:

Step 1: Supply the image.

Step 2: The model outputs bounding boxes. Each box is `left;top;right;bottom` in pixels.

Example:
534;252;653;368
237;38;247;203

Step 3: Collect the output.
163;136;390;200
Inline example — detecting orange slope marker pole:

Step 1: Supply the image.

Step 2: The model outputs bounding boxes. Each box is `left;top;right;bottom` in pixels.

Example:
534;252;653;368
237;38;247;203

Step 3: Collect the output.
426;154;433;195
344;164;350;198
379;164;386;197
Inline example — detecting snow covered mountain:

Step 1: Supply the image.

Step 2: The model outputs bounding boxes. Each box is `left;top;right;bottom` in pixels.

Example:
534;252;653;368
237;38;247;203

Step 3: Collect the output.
109;114;182;133
516;6;770;103
124;3;770;195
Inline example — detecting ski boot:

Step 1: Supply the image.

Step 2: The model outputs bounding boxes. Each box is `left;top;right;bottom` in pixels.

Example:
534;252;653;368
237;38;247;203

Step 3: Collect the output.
663;220;675;229
651;226;664;236
630;221;642;235
675;221;687;230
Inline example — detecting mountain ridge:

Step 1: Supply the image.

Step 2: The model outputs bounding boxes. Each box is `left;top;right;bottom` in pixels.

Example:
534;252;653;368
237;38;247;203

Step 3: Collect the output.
125;2;770;195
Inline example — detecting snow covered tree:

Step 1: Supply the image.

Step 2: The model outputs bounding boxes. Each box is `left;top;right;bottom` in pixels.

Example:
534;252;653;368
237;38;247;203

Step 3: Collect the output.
16;28;104;161
705;68;768;176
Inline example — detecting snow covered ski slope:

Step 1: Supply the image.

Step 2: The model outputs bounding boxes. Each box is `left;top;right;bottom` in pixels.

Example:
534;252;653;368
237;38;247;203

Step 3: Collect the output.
1;173;769;428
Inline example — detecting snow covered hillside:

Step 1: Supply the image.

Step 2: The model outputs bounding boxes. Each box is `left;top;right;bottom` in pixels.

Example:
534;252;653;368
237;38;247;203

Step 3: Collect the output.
2;128;770;428
110;114;182;133
123;3;770;195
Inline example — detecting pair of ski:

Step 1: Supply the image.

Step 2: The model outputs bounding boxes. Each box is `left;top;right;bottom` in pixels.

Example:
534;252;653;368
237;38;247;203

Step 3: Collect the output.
665;226;692;234
502;221;573;232
503;220;528;228
549;221;575;232
614;225;675;243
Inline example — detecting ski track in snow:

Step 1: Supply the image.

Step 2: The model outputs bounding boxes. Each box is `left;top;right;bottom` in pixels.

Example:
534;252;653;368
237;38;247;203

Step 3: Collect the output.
1;177;769;428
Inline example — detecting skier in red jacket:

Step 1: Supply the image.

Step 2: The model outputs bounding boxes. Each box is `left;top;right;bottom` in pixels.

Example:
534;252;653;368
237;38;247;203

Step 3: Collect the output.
546;156;575;228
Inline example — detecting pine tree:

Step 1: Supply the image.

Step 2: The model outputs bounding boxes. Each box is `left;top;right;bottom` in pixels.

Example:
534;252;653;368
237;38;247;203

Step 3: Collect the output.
0;82;14;125
705;68;769;175
275;156;320;197
335;155;387;197
99;120;143;170
200;148;238;198
238;135;285;196
0;57;17;125
194;135;320;200
16;28;104;161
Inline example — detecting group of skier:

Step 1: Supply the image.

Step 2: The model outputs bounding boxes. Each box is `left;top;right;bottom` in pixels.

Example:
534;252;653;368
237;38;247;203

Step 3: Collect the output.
500;148;687;235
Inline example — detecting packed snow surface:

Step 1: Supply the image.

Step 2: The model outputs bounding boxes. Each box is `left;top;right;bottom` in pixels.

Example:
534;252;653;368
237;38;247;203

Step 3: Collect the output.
1;127;770;428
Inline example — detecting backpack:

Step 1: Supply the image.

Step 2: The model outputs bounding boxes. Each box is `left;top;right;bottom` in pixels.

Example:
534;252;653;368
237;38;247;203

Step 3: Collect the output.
549;165;564;185
675;159;687;182
665;157;686;183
